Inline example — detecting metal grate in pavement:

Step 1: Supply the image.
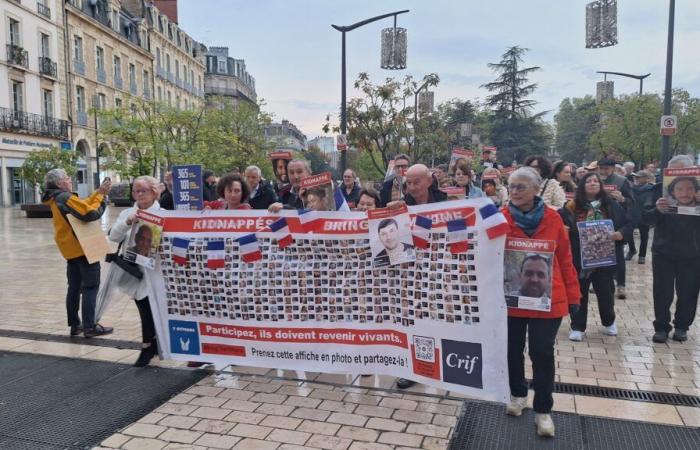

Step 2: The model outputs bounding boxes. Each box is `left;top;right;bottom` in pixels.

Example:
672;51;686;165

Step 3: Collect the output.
550;380;700;408
0;328;141;350
449;400;700;450
0;350;206;450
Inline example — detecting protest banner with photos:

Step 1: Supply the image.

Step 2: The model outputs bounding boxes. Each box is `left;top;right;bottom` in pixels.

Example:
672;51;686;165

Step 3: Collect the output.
270;151;293;185
577;219;616;269
144;198;510;403
123;210;164;270
504;238;555;312
368;205;416;267
663;167;700;216
173;164;203;210
300;172;336;211
448;147;475;172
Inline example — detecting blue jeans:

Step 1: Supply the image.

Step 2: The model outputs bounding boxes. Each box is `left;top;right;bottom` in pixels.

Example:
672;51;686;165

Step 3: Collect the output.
66;256;100;329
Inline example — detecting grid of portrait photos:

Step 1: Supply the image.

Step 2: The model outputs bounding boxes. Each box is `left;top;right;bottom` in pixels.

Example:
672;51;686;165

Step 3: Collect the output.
159;229;481;327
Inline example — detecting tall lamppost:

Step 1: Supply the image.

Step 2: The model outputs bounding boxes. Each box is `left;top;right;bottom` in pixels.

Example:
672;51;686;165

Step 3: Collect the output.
596;71;651;95
332;10;409;174
660;0;675;170
413;77;436;158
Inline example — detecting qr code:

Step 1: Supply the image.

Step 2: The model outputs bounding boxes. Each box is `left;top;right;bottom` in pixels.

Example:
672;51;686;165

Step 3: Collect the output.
413;336;435;363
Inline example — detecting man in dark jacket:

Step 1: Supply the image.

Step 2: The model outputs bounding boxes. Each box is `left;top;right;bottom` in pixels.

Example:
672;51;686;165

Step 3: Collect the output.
245;165;278;209
627;171;655;263
380;154;410;206
159;171;174;210
268;160;312;211
643;155;700;343
341;169;361;208
598;158;634;299
202;170;217;202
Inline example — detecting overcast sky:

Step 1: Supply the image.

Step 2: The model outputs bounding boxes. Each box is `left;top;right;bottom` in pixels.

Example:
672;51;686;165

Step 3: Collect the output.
178;0;700;139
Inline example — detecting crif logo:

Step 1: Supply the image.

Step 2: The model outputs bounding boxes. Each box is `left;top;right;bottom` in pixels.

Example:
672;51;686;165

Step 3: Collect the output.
441;339;483;389
169;320;200;355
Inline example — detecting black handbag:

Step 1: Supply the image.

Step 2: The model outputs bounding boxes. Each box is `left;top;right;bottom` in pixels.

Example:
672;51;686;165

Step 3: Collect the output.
105;240;143;280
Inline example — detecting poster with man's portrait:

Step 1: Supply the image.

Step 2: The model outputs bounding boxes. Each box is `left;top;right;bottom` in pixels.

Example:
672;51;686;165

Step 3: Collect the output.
504;238;555;312
368;205;416;267
663;167;700;216
577;219;616;270
123;211;164;270
269;151;293;186
300;172;336;211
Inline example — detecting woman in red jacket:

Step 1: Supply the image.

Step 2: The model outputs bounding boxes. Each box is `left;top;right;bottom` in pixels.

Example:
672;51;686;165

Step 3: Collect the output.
502;167;581;438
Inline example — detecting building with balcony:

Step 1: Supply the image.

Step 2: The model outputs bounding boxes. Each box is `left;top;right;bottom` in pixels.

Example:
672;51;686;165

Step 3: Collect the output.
265;120;307;152
121;0;205;109
64;0;154;196
203;46;257;108
0;0;69;206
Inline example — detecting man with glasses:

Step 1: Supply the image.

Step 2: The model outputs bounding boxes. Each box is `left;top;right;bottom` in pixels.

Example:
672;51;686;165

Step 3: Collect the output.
42;169;114;338
380;154;410;207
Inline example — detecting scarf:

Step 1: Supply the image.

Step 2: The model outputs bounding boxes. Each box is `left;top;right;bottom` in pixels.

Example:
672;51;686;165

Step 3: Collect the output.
508;197;545;237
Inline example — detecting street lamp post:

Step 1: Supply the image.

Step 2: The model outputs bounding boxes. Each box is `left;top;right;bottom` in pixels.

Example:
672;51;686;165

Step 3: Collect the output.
413;79;433;158
660;0;675;170
332;10;409;174
596;71;651;95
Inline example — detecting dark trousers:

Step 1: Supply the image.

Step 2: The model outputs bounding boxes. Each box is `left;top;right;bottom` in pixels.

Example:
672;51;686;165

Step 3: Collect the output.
615;244;626;287
135;297;156;344
627;225;650;257
652;254;700;332
508;316;562;413
571;268;616;332
66;256;100;329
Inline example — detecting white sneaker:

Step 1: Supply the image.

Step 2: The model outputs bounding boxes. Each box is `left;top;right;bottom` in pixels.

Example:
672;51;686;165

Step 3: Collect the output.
602;322;618;336
569;330;585;341
506;395;528;416
535;413;555;437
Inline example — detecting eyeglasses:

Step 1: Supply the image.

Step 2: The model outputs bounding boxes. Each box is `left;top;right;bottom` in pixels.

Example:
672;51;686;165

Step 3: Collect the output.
394;164;409;169
508;184;529;192
133;189;151;195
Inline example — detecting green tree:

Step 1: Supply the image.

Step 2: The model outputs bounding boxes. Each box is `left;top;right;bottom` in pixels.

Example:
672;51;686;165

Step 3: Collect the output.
20;147;78;200
301;144;332;174
481;46;550;164
554;96;599;164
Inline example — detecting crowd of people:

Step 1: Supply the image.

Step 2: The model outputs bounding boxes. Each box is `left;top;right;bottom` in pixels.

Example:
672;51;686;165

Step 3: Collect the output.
43;148;699;438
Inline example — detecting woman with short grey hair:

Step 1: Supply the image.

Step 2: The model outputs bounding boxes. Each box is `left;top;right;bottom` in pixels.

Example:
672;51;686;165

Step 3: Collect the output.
501;167;580;437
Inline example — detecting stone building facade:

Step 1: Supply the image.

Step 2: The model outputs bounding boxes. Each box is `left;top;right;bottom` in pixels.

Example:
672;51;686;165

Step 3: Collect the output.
204;46;257;108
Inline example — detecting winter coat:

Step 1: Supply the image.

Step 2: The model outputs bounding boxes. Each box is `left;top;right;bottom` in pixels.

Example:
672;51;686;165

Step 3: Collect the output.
42;188;106;260
642;185;700;260
341;183;362;208
502;206;581;319
559;198;632;273
539;178;567;209
248;180;278;210
108;201;161;299
630;183;655;226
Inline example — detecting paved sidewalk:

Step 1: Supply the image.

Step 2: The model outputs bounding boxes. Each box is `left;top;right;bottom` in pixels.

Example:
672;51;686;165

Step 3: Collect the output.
1;207;699;449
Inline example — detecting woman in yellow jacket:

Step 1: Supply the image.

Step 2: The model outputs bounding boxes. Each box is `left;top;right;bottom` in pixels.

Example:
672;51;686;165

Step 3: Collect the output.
42;168;113;338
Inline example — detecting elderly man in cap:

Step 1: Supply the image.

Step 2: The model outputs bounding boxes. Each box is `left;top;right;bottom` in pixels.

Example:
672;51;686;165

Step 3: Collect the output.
42;169;114;338
598;157;634;299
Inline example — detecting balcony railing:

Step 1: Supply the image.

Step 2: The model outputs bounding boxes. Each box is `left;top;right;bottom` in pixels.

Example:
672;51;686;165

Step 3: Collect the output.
156;66;166;78
130;81;138;95
175;77;182;88
0;107;69;140
167;71;174;83
37;2;51;19
76;111;88;127
97;67;106;83
38;57;57;78
143;89;151;100
114;76;123;90
6;44;28;69
74;59;85;75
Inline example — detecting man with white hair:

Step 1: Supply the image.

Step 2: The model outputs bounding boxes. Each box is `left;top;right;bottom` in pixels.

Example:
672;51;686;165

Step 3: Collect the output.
42;169;114;338
643;155;700;343
244;165;277;210
623;161;636;182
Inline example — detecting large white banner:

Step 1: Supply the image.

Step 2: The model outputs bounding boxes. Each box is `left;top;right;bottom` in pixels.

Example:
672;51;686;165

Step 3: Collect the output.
145;198;509;403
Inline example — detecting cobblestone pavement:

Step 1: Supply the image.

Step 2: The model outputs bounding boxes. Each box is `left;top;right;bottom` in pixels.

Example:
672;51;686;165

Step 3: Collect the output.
1;206;699;449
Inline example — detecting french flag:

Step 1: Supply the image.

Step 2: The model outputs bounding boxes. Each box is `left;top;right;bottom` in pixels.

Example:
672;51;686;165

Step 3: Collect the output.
447;218;469;254
298;208;319;233
269;217;293;248
238;233;262;263
172;237;189;265
412;215;432;249
480;203;509;239
334;188;351;211
206;240;225;269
